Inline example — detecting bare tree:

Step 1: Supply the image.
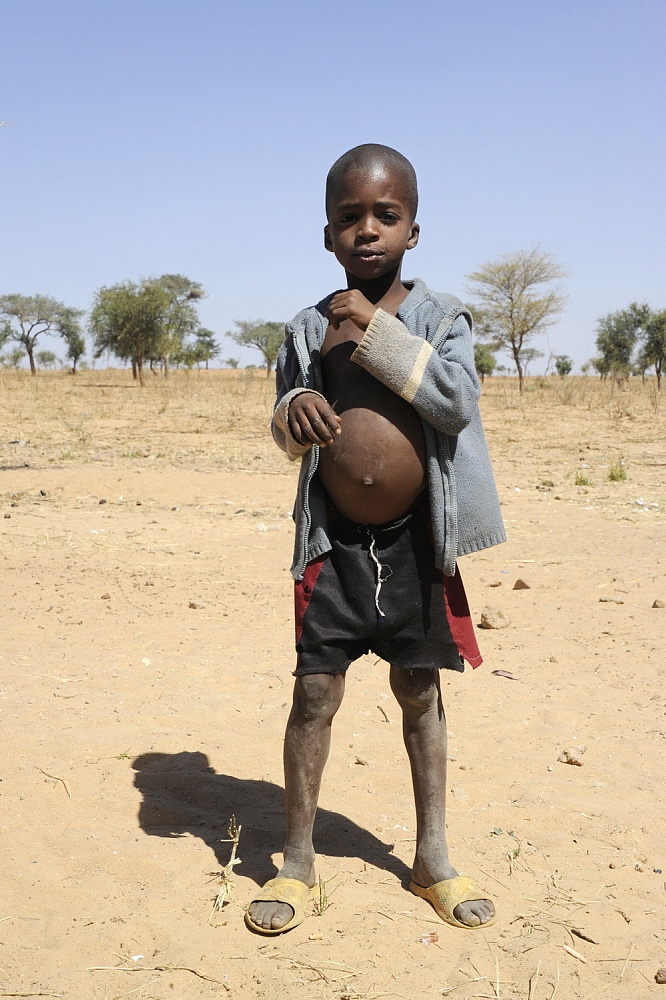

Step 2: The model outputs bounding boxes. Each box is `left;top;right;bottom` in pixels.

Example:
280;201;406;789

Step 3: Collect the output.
466;246;567;392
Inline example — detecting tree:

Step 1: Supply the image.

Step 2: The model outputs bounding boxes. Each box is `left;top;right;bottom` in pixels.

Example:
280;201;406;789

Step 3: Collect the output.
63;327;86;374
192;328;219;369
0;318;11;353
466;247;567;391
58;310;87;373
89;275;207;383
224;357;240;369
639;309;666;389
90;281;162;385
145;274;204;377
1;346;26;369
36;350;57;369
554;354;573;376
592;302;650;381
0;294;84;375
473;342;496;382
228;320;285;377
519;347;544;376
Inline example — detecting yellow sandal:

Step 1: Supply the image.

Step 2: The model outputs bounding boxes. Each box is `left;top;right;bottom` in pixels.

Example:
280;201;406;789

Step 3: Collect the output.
245;876;314;935
410;874;497;930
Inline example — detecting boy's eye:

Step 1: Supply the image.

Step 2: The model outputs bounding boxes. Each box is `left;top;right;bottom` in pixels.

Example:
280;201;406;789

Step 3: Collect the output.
339;213;358;223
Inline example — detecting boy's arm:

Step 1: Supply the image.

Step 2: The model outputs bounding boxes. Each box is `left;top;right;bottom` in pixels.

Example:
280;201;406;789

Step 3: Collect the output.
351;308;480;436
271;332;339;460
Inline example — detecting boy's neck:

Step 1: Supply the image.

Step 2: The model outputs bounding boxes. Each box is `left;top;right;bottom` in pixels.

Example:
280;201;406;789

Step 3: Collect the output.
344;264;410;314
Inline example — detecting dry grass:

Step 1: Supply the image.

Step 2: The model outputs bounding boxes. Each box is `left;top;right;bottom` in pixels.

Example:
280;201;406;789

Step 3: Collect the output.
1;368;664;503
0;367;288;474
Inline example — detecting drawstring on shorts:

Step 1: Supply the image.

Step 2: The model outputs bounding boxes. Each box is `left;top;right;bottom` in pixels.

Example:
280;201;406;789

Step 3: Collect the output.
360;512;413;619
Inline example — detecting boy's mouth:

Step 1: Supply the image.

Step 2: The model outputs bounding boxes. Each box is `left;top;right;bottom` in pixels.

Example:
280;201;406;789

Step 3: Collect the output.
352;250;384;261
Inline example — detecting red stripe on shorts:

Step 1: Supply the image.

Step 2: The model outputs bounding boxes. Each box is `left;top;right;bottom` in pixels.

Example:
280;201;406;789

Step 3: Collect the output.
443;566;483;668
294;555;327;646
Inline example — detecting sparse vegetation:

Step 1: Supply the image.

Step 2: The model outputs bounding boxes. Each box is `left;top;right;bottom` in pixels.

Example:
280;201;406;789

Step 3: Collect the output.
313;874;340;916
608;455;627;481
574;471;591;486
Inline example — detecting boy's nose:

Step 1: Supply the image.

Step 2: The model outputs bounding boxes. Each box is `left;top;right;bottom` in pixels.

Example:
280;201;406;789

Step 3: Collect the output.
355;215;380;242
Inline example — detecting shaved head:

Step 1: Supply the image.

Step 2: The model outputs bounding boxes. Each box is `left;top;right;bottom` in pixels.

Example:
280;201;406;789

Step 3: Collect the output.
325;144;418;221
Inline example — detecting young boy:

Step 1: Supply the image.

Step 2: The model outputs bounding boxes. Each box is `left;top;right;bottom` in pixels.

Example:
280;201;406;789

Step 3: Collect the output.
246;144;505;935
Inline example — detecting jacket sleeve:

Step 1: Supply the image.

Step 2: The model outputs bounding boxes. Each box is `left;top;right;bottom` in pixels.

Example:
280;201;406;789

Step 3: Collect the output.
271;329;327;461
350;308;480;435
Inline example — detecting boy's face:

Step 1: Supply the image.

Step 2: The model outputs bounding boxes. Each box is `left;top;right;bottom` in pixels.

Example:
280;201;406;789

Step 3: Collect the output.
324;165;419;280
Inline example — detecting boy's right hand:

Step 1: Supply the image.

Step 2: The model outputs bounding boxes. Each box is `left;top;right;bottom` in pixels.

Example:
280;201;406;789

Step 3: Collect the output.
288;392;341;448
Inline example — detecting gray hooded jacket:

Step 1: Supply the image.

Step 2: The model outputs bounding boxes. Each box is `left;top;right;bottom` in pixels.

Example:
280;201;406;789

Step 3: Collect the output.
272;278;506;580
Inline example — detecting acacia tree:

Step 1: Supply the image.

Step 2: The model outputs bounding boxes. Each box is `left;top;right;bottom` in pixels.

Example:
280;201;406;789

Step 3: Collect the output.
90;275;208;383
637;309;666;389
0;318;11;358
146;274;204;377
466;247;567;392
0;294;84;375
473;341;496;381
192;328;219;369
592;302;650;381
64;328;87;373
90;281;164;385
227;320;285;377
554;354;573;376
36;350;57;369
519;347;544;376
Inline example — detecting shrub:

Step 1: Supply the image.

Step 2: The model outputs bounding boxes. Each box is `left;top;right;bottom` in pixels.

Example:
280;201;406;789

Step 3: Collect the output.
608;456;627;481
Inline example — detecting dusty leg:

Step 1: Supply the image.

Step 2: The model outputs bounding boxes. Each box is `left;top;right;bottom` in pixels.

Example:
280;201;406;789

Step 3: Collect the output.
248;672;345;930
389;665;494;927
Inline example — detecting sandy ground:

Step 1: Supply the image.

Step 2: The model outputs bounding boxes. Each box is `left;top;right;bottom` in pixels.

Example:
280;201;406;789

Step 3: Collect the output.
1;369;665;999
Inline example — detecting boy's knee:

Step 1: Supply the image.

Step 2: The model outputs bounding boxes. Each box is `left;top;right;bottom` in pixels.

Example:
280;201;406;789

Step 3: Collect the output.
292;672;345;722
390;666;439;714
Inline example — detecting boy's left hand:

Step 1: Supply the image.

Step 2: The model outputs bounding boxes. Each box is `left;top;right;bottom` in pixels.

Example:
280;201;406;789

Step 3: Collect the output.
326;290;377;332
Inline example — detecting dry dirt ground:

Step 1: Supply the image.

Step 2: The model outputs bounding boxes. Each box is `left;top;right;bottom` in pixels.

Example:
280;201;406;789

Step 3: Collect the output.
1;369;665;1000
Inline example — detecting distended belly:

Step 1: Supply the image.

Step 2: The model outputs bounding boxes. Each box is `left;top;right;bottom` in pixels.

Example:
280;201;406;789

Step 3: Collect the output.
317;403;426;525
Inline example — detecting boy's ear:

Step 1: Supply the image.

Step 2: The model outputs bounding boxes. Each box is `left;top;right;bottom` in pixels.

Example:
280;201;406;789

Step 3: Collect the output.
406;221;420;251
324;225;334;252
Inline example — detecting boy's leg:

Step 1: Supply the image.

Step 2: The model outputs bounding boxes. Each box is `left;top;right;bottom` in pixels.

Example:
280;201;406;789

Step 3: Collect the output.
248;672;345;930
389;665;495;927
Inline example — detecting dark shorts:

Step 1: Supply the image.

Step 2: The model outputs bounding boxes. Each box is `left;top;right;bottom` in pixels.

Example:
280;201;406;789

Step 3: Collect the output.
294;496;482;676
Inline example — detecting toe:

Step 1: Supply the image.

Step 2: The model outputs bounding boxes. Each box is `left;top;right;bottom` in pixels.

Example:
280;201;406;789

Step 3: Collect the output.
271;904;295;929
453;899;495;927
248;901;295;931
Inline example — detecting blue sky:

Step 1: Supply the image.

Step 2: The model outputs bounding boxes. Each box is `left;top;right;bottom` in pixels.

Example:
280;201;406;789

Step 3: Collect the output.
1;0;664;370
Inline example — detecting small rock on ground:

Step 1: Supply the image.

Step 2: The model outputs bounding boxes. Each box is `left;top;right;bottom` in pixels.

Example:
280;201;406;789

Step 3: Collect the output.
480;606;511;629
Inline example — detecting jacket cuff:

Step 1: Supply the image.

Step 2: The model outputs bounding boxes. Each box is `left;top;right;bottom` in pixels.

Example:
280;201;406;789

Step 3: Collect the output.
351;308;435;404
350;307;386;363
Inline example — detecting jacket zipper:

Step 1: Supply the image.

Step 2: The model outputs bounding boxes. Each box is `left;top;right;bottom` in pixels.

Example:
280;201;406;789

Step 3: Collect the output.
294;332;319;578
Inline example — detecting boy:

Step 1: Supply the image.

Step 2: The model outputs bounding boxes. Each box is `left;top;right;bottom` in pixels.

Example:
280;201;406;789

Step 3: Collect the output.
246;144;505;935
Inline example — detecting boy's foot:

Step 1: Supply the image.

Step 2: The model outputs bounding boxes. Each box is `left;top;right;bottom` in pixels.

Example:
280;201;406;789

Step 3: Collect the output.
411;858;495;927
247;860;316;931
